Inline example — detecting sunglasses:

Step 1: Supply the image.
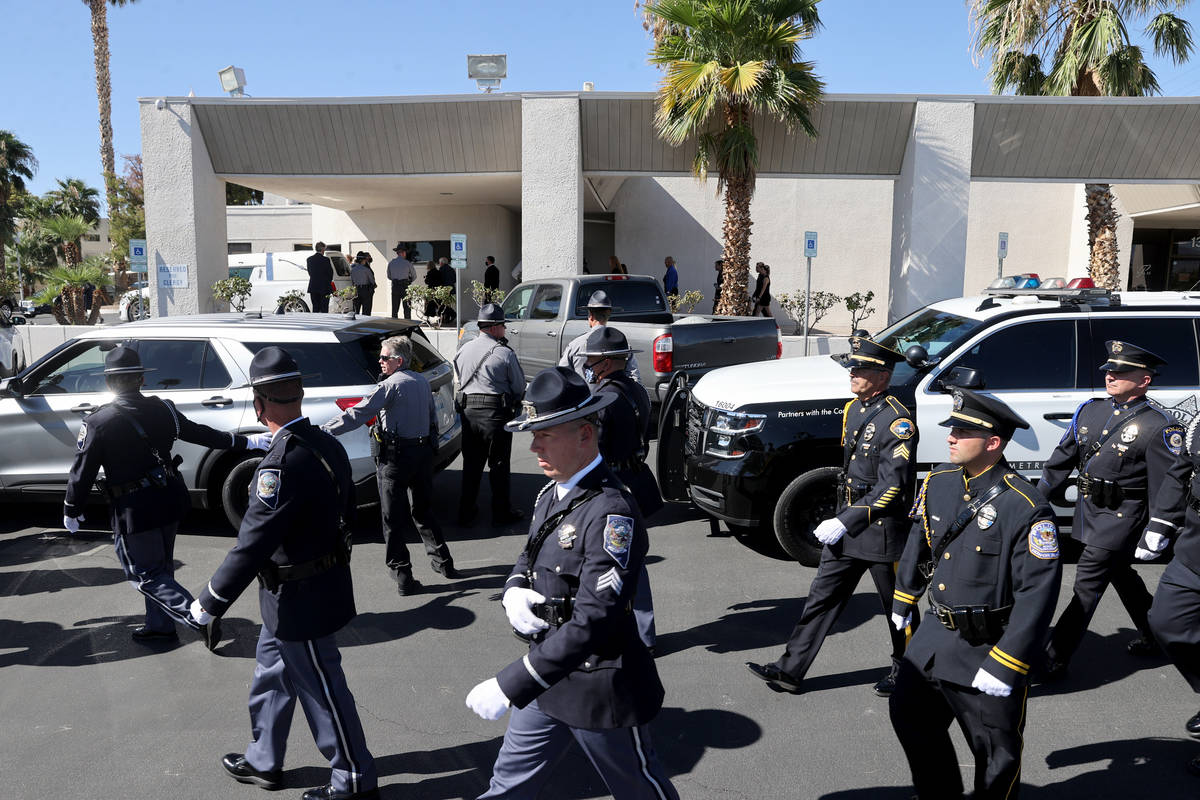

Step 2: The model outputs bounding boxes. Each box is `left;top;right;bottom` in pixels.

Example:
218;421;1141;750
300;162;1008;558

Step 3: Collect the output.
379;355;399;362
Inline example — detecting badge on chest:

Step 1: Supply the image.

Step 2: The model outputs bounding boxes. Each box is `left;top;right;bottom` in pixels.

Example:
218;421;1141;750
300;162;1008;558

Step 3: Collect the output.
557;523;577;549
977;504;997;530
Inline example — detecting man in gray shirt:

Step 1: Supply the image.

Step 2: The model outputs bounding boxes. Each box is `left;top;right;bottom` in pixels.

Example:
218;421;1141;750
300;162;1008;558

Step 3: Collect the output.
323;335;456;595
454;304;525;527
387;244;416;319
559;290;641;384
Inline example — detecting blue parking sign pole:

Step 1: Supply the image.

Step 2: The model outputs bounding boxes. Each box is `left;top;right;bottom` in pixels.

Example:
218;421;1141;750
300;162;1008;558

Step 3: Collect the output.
803;232;817;356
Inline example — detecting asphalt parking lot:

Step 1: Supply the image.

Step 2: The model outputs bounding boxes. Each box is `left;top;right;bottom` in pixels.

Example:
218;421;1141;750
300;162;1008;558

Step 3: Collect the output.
1;440;1196;799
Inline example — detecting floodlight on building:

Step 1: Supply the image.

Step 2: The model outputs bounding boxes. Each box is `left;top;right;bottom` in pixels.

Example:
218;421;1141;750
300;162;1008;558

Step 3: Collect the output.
583;81;595;92
218;65;247;97
467;54;507;93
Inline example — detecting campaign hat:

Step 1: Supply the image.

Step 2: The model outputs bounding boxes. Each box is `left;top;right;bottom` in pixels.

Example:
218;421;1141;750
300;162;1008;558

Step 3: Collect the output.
581;326;640;357
506;366;616;432
103;345;155;374
477;303;507;327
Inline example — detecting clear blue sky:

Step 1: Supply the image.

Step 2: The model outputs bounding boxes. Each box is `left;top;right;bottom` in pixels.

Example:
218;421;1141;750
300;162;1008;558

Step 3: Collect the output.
6;0;1200;207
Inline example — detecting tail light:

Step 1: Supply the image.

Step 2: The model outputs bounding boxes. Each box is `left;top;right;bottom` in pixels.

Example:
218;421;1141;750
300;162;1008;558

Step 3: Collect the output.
653;333;673;373
605;275;630;281
775;325;783;359
335;397;376;426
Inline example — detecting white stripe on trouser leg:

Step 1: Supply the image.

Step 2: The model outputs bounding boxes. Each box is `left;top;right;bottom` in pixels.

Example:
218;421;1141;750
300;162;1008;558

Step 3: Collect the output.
305;640;360;794
632;726;670;800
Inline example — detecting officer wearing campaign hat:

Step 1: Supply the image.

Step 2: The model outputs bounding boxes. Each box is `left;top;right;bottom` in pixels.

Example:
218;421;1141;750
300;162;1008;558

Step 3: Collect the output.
1039;339;1184;681
63;345;267;649
749;335;920;697
559;289;642;384
454;303;526;526
582;326;662;650
192;346;379;800
889;387;1061;800
466;367;678;799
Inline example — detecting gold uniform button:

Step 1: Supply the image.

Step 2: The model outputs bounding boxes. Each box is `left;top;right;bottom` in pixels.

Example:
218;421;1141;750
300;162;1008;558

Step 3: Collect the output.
1102;429;1109;435
963;494;971;501
851;455;856;460
1113;410;1120;416
1117;512;1123;518
944;552;951;560
584;661;591;668
938;583;946;591
555;565;561;573
975;545;981;552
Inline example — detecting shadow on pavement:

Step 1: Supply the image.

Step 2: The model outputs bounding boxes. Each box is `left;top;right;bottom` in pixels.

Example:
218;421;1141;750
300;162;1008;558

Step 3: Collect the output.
0;564;127;597
1029;736;1198;798
1032;628;1170;697
0;614;232;667
0;529;113;568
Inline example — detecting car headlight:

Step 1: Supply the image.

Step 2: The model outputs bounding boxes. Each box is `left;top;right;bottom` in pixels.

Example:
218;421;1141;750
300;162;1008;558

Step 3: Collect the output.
705;410;765;458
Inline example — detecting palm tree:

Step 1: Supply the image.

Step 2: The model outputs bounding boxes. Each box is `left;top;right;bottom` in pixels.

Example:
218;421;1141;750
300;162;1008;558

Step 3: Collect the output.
644;0;824;315
35;258;113;325
84;0;138;216
0;130;38;279
47;178;102;227
41;215;101;323
970;0;1195;289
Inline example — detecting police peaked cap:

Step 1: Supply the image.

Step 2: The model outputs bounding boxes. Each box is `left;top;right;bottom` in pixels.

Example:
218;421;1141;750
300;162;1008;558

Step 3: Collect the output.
248;346;312;388
581;326;641;357
505;366;616;432
831;336;905;370
1099;340;1166;374
477;303;506;326
940;388;1030;440
103;345;155;374
586;290;613;309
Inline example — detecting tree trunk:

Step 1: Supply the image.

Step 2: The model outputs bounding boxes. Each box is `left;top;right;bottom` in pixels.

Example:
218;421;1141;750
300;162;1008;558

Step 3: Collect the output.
1085;183;1121;290
89;0;118;216
717;174;753;316
51;297;68;326
64;287;85;325
86;296;103;325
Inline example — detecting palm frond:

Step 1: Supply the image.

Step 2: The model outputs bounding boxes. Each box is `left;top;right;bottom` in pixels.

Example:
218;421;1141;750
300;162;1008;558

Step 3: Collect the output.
1147;12;1194;64
1098;44;1162;94
719;61;766;98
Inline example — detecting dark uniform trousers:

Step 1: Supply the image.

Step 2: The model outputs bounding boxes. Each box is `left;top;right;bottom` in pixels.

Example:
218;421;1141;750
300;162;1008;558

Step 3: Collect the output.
310;292;330;313
1040;397;1182;666
390;279;411;318
378;442;450;573
460;397;515;517
889;464;1061;800
113;522;195;632
353;286;374;316
775;393;919;681
1150;558;1200;694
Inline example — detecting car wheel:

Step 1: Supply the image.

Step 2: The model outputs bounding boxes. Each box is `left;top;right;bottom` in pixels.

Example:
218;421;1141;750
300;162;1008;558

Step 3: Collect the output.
281;298;310;313
773;466;841;567
132;297;150;320
220;454;263;529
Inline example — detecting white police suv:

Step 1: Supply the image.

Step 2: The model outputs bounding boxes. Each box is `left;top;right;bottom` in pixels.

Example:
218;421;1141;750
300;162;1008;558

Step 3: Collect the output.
659;288;1200;565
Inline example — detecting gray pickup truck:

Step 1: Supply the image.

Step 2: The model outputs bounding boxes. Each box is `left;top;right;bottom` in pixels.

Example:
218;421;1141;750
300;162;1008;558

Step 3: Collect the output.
460;274;781;402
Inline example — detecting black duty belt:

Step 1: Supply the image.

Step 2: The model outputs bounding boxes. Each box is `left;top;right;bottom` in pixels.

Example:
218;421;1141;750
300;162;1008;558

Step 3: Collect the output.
104;465;179;499
258;548;349;592
464;394;506;408
387;434;430;446
928;596;1012;639
1077;474;1145;506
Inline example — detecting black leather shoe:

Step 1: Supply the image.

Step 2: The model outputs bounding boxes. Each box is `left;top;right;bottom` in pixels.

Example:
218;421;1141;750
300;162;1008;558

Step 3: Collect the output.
301;784;380;800
1186;709;1200;740
131;626;178;643
492;509;526;526
1127;634;1157;657
396;572;421;596
202;617;222;652
1041;656;1068;683
873;664;899;697
432;561;462;579
745;661;803;694
456;506;478;527
221;753;282;790
1189;756;1200;777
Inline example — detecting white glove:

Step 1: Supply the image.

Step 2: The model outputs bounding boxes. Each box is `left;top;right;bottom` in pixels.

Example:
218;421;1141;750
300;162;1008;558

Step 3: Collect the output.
245;432;273;451
971;668;1012;697
813;517;847;545
892;612;911;631
466;677;511;720
502;587;549;635
189;599;213;625
63;514;83;534
1135;530;1169;561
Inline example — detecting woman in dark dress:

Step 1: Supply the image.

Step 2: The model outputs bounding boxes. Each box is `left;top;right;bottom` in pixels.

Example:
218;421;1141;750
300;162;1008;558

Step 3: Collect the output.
751;262;772;317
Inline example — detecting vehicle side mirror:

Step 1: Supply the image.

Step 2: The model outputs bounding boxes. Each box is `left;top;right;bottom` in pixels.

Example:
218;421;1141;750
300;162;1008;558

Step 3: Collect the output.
939;366;986;392
10;314;26;326
904;344;930;368
0;376;23;397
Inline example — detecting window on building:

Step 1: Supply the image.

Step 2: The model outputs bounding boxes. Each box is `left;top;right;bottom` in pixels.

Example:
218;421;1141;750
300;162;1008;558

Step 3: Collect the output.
227;242;252;255
84;234;100;242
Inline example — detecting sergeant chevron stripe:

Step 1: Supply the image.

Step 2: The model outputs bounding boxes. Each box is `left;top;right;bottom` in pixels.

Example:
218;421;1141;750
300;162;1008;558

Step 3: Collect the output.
596;567;624;595
893;443;910;460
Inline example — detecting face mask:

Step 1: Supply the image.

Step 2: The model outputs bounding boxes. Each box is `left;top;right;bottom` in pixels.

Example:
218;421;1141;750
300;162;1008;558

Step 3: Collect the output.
583;366;597;384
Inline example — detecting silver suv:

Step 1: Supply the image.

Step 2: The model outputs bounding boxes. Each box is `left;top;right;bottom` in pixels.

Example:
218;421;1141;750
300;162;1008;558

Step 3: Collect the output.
0;312;461;527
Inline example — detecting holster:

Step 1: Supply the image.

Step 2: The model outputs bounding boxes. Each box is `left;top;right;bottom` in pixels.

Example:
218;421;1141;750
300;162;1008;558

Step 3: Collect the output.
515;596;575;643
929;597;1011;642
1077;474;1143;509
258;545;350;593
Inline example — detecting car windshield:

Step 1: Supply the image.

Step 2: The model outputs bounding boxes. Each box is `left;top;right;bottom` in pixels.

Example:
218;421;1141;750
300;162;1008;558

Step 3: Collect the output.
873;307;984;386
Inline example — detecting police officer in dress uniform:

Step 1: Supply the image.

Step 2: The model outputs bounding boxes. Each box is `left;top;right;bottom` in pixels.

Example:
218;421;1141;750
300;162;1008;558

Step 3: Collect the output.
455;303;526;527
190;347;378;800
323;335;457;596
559;290;642;384
1140;409;1200;776
465;367;679;800
747;337;920;696
889;389;1062;800
583;326;663;650
63;345;267;648
1039;340;1184;680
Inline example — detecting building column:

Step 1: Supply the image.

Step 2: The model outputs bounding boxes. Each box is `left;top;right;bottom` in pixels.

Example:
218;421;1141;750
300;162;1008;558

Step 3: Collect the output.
888;100;975;321
521;95;583;280
140;98;227;317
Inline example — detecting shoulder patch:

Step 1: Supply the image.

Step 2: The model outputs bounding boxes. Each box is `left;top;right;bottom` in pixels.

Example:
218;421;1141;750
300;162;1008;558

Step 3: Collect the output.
603;514;634;568
1028;520;1060;560
1165;425;1185;456
76;421;89;450
890;418;915;440
256;469;282;509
